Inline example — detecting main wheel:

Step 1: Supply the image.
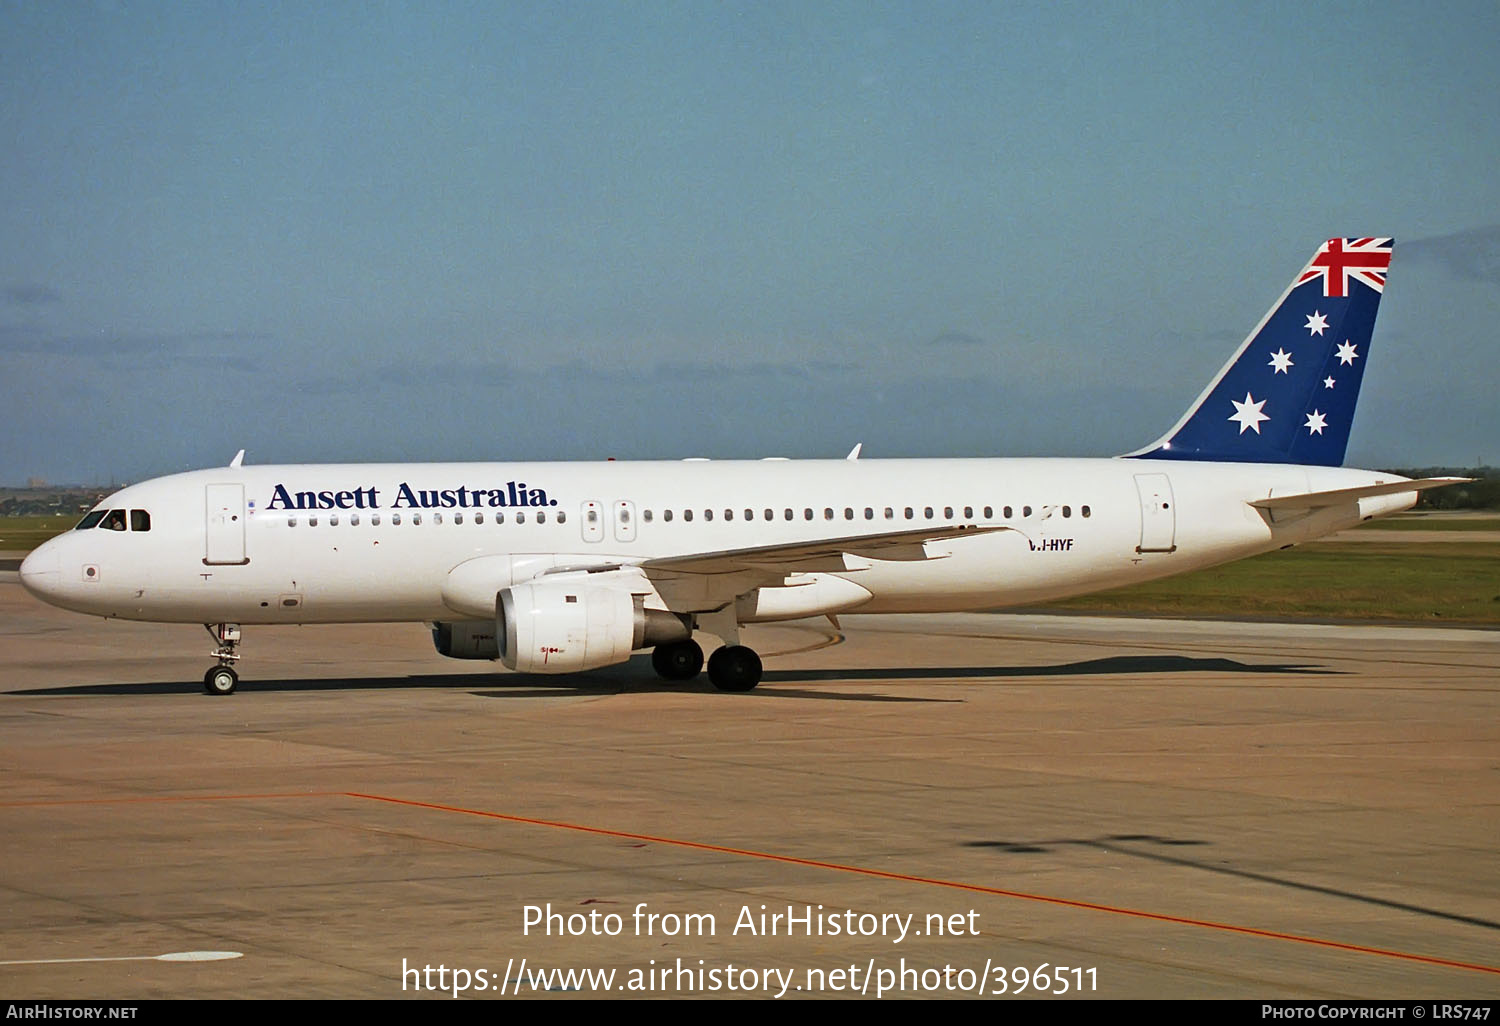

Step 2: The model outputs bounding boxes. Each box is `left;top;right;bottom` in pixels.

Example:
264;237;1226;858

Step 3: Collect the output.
652;640;704;681
707;645;762;692
204;666;239;696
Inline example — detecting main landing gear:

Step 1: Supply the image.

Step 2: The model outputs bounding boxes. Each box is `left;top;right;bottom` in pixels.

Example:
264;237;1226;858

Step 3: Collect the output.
650;638;764;692
203;623;241;695
706;644;762;692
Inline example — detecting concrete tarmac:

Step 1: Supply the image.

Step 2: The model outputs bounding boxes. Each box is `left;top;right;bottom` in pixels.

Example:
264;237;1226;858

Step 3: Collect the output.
1;576;1497;1000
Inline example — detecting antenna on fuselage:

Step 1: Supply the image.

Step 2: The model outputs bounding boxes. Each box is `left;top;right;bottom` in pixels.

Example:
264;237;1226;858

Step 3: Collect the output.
845;443;862;461
229;449;245;468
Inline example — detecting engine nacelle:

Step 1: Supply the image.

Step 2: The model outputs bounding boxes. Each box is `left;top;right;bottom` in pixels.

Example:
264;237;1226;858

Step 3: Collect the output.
431;620;500;660
497;577;689;674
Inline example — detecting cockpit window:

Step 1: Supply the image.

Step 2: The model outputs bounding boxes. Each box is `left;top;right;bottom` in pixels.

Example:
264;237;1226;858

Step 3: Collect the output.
101;509;128;531
130;510;151;532
75;511;106;530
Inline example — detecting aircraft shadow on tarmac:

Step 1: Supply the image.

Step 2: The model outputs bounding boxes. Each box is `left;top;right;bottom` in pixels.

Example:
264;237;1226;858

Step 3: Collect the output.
965;834;1500;934
9;654;1339;700
761;654;1343;683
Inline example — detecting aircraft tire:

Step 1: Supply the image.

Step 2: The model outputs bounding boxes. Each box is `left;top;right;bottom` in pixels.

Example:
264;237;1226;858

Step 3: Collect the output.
652;640;703;681
204;666;239;696
707;645;762;692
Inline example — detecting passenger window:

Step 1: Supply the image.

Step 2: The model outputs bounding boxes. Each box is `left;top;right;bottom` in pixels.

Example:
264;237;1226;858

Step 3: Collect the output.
684;510;694;522
864;508;874;520
433;512;443;525
704;509;713;521
904;507;913;520
76;511;106;530
393;513;403;525
287;516;297;527
130;510;151;532
983;506;993;519
474;512;484;524
803;508;813;520
330;514;340;526
537;511;547;524
784;509;793;521
943;506;953;519
1023;505;1032;518
495;512;505;524
516;511;526;524
643;509;654;523
884;507;894;519
309;516;319;527
745;509;754;520
1082;505;1091;518
963;506;973;519
556;511;566;523
454;512;464;525
350;513;360;526
924;507;934;519
764;509;773;521
824;508;834;520
1004;506;1013;519
412;513;422;525
664;510;673;522
372;513;382;525
1062;506;1071;518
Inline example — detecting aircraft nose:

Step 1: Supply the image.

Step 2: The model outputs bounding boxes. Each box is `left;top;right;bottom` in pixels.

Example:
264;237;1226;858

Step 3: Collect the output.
18;543;62;600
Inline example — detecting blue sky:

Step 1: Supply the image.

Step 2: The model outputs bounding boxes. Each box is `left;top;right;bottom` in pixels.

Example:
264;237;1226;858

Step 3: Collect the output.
3;1;1497;484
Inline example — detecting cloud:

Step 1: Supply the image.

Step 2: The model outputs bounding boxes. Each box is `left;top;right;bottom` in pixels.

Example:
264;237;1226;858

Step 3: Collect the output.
0;325;272;360
3;284;62;306
1401;226;1500;285
922;330;987;348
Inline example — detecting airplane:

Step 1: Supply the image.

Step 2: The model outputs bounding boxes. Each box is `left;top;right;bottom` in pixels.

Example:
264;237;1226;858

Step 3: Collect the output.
18;238;1466;695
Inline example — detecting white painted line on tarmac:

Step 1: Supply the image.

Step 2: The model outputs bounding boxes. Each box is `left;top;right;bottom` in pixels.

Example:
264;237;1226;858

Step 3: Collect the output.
0;950;243;966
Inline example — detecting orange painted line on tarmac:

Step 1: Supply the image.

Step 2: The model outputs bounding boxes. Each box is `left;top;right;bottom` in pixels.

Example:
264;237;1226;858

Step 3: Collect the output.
0;791;343;808
348;791;1500;978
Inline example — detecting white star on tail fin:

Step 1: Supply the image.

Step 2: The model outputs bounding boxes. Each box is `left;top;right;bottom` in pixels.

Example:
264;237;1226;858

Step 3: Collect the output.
1229;393;1270;434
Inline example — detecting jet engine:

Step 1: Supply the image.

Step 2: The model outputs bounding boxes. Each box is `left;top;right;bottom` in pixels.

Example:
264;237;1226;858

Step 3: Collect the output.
498;577;690;674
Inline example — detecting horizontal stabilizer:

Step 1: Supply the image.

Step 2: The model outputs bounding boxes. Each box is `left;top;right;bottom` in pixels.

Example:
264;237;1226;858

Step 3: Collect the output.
1248;477;1471;511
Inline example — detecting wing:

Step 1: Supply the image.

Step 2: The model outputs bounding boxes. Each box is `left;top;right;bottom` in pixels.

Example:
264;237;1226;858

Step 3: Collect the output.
641;523;1005;575
631;523;1011;621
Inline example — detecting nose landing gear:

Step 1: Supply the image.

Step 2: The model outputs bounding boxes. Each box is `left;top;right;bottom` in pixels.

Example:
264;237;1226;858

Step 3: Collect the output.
203;623;241;695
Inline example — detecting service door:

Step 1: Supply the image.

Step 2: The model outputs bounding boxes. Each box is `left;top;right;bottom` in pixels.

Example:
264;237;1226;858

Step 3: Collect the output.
1134;473;1177;553
205;483;249;564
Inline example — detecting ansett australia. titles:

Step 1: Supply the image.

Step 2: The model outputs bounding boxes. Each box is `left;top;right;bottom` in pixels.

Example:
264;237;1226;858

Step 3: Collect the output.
265;482;556;511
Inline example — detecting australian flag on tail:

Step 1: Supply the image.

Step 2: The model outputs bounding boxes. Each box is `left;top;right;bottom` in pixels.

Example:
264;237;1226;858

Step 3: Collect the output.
1124;238;1393;467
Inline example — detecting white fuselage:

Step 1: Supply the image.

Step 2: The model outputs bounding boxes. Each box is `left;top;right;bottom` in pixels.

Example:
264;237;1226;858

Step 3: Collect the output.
19;457;1413;626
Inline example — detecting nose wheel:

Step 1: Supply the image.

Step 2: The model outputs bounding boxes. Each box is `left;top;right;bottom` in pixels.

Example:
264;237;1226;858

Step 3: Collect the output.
203;665;239;695
203;623;242;695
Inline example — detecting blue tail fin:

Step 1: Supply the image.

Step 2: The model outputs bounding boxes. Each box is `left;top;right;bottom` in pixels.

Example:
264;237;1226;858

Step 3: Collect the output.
1124;238;1392;466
